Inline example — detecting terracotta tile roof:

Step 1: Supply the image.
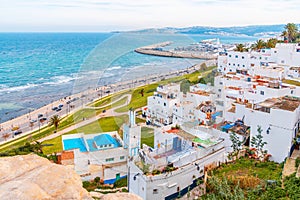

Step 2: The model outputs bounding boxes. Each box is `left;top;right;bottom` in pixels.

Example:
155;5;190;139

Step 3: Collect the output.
61;151;74;160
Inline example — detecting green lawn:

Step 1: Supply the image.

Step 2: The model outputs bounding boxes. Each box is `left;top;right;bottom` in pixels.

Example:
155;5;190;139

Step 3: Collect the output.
89;89;131;107
115;83;159;113
141;127;154;148
213;157;282;181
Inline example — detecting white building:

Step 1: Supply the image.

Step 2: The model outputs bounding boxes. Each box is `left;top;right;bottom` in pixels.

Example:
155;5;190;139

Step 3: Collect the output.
123;109;142;157
224;96;300;163
218;43;300;75
128;125;226;200
144;83;180;126
214;72;300;118
276;43;300;66
61;132;127;183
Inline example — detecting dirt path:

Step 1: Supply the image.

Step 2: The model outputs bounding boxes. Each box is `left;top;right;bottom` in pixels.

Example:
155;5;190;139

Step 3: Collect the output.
282;149;300;177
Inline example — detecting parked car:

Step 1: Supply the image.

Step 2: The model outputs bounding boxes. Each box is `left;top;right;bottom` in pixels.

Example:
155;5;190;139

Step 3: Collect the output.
58;104;64;108
52;107;58;111
56;108;62;111
14;130;22;135
30;119;37;123
38;114;43;118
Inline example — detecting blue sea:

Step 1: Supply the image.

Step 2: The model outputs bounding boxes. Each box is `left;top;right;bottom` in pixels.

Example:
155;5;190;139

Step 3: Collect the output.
0;32;258;122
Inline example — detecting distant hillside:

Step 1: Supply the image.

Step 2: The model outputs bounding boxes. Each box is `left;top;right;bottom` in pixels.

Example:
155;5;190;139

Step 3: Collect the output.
128;24;299;37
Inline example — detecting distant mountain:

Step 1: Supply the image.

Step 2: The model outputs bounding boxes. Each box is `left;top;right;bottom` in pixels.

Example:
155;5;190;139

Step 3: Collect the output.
128;24;299;37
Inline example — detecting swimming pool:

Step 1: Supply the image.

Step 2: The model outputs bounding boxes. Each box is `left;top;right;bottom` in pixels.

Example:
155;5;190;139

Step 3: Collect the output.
63;138;87;152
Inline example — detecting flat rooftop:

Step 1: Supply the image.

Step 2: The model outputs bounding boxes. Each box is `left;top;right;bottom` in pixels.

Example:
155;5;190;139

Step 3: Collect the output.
258;96;300;112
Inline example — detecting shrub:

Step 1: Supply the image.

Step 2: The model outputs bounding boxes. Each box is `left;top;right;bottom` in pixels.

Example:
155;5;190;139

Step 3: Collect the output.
113;177;127;188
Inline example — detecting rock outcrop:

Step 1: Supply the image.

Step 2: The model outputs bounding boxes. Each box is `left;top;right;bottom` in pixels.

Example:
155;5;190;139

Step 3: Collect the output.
0;154;92;200
90;192;143;200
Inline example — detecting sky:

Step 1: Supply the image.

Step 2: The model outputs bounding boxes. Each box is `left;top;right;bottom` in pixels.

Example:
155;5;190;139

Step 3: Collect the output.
0;0;300;32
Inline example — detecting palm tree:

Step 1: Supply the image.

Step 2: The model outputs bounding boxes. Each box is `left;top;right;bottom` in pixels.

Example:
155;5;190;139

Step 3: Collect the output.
265;38;277;48
251;39;266;51
33;141;44;154
283;23;299;42
48;115;61;132
234;44;247;52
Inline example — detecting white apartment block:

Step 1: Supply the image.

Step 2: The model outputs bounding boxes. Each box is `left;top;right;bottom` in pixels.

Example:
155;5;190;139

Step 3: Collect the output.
218;43;300;75
128;125;226;200
144;83;180;126
224;96;300;163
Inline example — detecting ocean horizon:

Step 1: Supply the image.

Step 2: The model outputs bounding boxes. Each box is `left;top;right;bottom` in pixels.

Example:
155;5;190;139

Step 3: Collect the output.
0;32;258;123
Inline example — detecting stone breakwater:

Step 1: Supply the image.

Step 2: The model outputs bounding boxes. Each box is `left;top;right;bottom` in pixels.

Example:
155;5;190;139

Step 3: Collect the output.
135;41;218;60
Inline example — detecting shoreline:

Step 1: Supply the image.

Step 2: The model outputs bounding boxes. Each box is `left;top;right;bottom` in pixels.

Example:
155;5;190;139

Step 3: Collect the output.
0;57;215;145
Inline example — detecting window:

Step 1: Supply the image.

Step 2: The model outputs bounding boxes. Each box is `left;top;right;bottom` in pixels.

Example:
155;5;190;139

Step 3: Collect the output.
164;103;166;106
105;158;114;162
260;91;264;95
153;189;158;194
237;64;240;67
228;63;231;66
291;90;294;94
274;51;277;53
235;55;238;58
262;49;265;53
219;82;223;85
229;55;232;57
243;65;245;67
104;144;107;147
100;145;103;148
218;89;222;92
242;56;245;59
233;63;235;66
259;57;262;60
120;156;125;160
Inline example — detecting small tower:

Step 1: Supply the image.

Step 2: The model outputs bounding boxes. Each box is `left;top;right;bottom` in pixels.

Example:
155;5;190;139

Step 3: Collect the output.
123;109;141;157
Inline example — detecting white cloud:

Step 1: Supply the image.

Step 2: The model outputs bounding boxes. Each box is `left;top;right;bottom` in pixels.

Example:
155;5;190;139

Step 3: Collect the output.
0;0;299;31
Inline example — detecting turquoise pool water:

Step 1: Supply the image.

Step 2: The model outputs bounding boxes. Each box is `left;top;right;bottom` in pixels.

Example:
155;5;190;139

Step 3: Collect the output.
63;138;87;152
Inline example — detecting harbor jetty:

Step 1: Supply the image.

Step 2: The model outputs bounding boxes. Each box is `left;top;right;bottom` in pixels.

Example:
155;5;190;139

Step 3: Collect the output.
135;41;218;60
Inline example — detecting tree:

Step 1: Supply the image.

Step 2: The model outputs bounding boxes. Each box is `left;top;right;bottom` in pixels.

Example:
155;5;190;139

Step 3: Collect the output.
234;44;247;52
282;23;299;42
251;40;266;51
230;132;242;160
94;177;100;186
48;115;61;132
265;38;278;48
180;79;191;94
33;141;44;154
251;126;267;159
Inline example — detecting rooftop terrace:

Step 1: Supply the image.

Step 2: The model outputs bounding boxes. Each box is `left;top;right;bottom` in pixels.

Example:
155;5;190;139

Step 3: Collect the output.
257;96;300;112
